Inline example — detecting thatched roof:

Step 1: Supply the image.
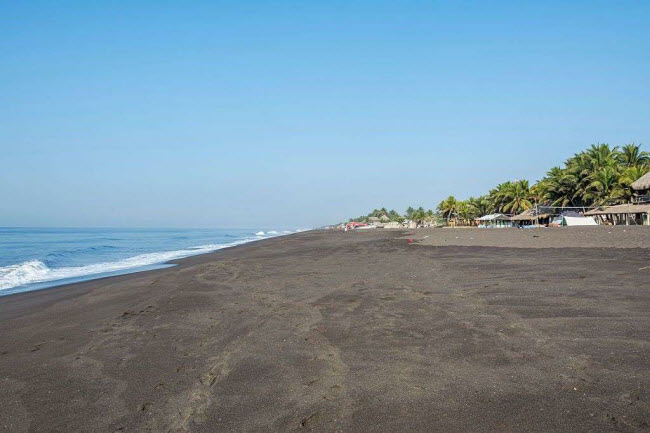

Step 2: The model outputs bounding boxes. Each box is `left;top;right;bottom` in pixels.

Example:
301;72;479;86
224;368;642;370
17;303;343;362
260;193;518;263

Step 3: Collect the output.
510;209;535;221
510;207;555;221
584;203;650;215
631;171;650;191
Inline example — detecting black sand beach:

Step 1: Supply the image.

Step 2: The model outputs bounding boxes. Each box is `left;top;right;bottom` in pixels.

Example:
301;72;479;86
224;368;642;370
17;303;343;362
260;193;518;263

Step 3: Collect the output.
1;228;649;432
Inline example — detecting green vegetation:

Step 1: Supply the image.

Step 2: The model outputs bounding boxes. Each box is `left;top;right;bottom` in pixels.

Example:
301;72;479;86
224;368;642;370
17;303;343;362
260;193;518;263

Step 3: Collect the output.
349;207;402;223
347;206;434;224
409;207;434;225
539;144;649;207
346;143;648;225
437;143;649;223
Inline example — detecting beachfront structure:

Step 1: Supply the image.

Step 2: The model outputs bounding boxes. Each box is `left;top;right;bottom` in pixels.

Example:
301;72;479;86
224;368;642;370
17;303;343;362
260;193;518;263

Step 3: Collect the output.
476;213;513;228
510;209;537;226
510;206;555;227
585;203;650;225
419;218;438;228
631;172;650;204
581;173;650;225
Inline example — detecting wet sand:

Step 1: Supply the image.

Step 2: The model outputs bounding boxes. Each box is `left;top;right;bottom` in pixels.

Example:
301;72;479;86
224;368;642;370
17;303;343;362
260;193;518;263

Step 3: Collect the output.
1;228;649;432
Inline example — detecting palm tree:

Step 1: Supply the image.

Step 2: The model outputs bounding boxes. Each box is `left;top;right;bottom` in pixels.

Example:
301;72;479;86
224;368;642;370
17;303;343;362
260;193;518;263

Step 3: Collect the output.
467;197;481;220
618;143;650;167
456;201;472;225
619;165;650;202
430;143;647;220
586;167;621;205
411;207;428;225
437;196;458;224
477;195;494;215
489;182;513;213
543;166;582;207
529;182;547;205
368;207;389;218
387;209;402;221
558;144;620;206
585;143;619;170
465;195;491;220
501;180;533;214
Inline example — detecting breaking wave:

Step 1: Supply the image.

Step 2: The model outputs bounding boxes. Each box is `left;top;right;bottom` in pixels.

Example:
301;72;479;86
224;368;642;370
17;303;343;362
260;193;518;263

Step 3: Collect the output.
0;229;303;292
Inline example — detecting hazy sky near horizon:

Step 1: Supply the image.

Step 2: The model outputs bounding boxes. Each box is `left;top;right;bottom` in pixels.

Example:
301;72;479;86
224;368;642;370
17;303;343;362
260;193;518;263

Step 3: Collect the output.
2;1;649;228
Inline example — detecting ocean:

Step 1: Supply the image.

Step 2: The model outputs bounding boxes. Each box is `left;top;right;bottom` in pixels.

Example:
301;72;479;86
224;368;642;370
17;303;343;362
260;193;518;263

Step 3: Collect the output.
0;227;303;296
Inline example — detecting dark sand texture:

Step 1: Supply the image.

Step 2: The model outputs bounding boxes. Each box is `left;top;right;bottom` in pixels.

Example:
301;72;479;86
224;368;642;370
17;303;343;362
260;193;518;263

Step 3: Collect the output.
1;228;649;432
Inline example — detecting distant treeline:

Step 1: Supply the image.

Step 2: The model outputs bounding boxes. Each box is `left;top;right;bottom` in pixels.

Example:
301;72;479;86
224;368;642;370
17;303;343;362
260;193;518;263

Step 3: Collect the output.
348;143;649;225
347;207;435;224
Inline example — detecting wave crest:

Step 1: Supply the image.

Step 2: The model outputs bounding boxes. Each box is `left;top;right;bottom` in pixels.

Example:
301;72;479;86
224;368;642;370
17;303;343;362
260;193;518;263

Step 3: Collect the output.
0;260;50;290
0;228;306;292
0;240;254;291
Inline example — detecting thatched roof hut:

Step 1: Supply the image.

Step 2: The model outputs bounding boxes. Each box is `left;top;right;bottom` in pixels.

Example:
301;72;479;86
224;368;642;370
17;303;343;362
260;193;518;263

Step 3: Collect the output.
517;207;555;219
510;207;554;225
584;203;650;215
631;172;650;191
510;209;535;222
584;203;650;225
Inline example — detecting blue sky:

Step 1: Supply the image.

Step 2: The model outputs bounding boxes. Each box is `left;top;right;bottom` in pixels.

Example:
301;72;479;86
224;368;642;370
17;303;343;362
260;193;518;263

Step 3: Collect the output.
1;1;648;228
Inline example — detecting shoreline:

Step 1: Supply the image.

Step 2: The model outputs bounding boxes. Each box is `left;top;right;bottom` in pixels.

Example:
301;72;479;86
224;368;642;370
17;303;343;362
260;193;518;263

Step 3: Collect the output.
0;230;307;299
1;228;648;431
2;225;647;304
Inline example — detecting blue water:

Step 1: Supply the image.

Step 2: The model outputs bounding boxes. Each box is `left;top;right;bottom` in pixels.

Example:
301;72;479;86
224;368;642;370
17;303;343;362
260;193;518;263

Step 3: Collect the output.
0;227;302;296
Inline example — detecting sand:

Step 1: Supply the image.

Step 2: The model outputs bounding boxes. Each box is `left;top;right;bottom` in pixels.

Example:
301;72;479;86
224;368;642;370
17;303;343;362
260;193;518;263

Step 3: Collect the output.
412;225;650;249
0;228;649;432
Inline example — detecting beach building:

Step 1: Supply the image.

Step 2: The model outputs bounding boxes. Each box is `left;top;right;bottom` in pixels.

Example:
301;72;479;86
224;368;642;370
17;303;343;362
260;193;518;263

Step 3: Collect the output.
476;214;513;228
368;216;380;223
420;217;437;228
579;172;650;225
585;203;650;225
631;172;650;203
510;209;536;226
380;214;390;222
510;206;555;227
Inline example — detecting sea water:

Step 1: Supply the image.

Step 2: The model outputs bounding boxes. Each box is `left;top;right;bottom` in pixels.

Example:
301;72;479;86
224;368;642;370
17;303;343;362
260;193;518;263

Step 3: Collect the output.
0;227;304;296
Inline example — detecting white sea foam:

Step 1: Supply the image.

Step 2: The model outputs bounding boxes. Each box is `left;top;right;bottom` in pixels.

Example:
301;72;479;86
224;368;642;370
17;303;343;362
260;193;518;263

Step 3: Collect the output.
0;229;304;292
0;240;239;291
